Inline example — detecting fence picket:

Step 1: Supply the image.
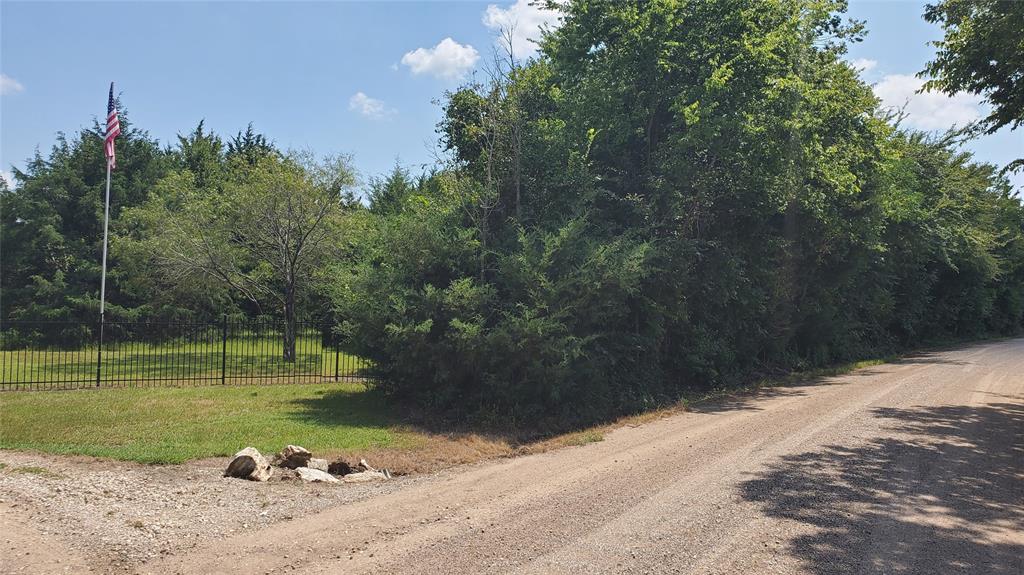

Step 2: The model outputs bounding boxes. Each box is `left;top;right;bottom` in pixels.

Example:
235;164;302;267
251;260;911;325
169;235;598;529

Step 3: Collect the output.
0;319;373;390
221;316;228;385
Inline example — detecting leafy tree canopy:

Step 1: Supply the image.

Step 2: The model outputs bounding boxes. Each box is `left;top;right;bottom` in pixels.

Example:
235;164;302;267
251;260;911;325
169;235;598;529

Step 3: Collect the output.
922;0;1024;137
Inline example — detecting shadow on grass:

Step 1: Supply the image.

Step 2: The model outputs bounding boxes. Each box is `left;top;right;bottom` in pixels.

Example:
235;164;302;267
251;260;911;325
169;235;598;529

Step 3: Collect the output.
287;386;570;448
285;386;401;430
739;401;1024;574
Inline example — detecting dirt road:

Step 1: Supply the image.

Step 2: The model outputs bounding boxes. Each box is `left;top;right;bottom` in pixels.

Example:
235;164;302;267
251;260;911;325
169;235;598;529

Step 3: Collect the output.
6;339;1024;574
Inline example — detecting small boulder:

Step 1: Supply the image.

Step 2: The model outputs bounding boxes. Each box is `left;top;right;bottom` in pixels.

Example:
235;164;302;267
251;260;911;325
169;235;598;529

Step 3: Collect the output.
275;445;312;469
341;470;390;483
307;458;329;472
224;447;273;481
327;460;354;476
294;467;339;483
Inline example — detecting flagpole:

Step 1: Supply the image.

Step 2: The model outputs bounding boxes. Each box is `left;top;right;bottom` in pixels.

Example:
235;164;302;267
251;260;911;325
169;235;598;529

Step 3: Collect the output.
96;81;119;387
96;157;111;387
100;158;111;318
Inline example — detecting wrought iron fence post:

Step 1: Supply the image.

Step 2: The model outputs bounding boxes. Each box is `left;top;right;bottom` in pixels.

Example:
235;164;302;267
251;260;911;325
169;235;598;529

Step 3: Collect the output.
95;317;104;387
334;342;340;382
221;315;228;385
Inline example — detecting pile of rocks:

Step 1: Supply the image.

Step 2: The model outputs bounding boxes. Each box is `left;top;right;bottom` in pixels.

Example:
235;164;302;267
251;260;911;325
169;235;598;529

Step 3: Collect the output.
223;445;391;484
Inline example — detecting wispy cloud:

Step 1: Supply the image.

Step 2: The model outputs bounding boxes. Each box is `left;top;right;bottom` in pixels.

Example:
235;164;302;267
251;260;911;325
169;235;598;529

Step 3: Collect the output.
348;92;395;119
850;58;878;73
401;38;479;81
873;74;983;131
483;0;563;59
1;74;24;96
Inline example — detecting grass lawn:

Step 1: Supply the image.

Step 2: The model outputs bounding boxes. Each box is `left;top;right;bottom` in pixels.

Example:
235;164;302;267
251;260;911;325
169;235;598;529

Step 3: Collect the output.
0;353;908;470
1;335;369;389
0;382;413;464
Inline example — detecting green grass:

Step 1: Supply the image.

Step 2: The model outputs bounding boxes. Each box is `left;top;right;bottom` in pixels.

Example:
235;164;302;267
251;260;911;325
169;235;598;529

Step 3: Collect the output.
1;335;370;388
0;351;918;467
560;429;605;446
0;382;411;463
5;465;63;478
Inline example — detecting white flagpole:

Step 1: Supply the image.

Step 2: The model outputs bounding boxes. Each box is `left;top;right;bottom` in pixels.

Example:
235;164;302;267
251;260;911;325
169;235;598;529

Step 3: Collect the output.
97;155;111;387
100;158;112;318
97;81;118;387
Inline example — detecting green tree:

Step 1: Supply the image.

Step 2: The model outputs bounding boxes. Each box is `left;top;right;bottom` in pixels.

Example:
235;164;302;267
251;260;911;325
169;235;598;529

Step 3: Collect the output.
0;106;168;328
334;0;1024;425
119;152;355;360
113;122;235;321
367;163;416;215
921;0;1024;168
227;123;277;165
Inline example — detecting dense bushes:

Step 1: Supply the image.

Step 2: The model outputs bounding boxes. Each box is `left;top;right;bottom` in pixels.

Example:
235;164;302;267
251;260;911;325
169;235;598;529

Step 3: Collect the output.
332;0;1024;425
2;0;1020;426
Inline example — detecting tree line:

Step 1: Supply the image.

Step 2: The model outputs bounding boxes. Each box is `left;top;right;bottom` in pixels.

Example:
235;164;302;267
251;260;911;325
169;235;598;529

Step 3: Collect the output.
2;0;1022;425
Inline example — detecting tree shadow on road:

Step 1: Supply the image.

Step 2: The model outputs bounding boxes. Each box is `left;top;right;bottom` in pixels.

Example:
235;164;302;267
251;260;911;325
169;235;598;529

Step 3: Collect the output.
685;386;810;414
891;353;970;366
684;365;895;415
739;401;1024;574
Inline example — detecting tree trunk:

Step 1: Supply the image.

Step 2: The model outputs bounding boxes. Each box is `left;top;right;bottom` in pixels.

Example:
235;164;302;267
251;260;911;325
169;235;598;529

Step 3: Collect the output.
772;197;801;353
283;285;297;363
479;213;488;281
513;120;522;221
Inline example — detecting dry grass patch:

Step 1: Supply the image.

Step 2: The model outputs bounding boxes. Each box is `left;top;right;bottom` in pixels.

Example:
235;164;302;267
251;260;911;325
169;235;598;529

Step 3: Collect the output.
329;431;519;475
1;464;63;478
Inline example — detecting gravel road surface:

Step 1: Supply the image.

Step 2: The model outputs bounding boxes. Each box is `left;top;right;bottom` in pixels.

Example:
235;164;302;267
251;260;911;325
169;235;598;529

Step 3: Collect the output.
4;338;1022;575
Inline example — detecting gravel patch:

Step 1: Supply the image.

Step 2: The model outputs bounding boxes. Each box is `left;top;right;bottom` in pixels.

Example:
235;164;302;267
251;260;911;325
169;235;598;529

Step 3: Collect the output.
0;450;419;572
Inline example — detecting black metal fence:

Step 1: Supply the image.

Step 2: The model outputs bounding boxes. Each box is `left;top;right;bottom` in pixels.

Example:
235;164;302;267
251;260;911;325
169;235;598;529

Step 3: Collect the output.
0;318;374;391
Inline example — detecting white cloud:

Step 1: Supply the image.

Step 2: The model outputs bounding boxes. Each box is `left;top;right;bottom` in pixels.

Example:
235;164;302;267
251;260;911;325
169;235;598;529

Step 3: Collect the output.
873;74;983;131
850;58;878;73
1;74;24;95
401;38;480;81
483;0;563;59
348;92;394;119
1;170;15;190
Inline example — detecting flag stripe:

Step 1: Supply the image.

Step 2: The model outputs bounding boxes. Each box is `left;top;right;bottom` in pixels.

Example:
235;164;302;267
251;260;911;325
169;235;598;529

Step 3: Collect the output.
105;82;120;169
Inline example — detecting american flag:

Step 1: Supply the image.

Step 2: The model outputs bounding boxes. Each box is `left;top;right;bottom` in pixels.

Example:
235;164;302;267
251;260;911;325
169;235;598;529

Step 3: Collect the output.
105;82;121;169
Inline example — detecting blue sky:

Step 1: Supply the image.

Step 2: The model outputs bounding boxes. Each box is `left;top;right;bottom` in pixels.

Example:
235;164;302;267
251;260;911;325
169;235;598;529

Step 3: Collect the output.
2;0;1021;194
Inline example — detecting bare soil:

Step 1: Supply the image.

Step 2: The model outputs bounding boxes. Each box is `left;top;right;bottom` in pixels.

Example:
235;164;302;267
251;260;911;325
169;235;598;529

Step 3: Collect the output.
0;452;422;573
2;338;1022;575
